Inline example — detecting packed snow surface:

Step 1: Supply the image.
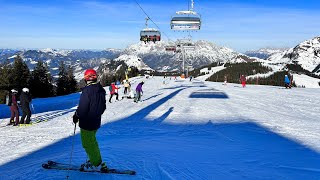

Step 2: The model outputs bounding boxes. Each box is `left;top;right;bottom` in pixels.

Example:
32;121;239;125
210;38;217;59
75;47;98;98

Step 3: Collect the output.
0;76;319;180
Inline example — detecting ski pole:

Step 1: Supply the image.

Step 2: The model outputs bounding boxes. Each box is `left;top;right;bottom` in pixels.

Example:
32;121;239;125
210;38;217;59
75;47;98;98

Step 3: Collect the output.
66;123;77;179
31;103;37;121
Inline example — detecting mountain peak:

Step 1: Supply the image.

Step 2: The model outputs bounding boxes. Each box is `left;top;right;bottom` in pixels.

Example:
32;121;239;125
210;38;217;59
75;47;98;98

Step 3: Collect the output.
268;36;320;73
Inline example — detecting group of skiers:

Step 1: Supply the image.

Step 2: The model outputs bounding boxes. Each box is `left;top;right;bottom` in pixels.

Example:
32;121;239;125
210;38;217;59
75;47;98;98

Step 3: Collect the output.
108;79;144;103
72;69;145;172
6;88;32;126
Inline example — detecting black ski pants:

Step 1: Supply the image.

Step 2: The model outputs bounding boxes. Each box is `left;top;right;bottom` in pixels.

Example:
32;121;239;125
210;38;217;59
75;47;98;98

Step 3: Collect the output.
20;105;31;124
109;93;119;103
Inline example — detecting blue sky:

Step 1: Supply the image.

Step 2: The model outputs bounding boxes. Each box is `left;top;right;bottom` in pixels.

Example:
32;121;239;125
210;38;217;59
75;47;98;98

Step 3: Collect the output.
0;0;320;52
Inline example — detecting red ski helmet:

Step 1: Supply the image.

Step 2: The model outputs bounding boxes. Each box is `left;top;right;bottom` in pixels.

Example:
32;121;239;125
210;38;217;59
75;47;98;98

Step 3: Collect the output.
84;69;97;81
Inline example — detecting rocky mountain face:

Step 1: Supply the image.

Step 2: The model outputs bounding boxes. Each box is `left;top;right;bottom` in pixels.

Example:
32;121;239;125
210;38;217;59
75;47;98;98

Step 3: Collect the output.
268;36;320;75
121;40;259;72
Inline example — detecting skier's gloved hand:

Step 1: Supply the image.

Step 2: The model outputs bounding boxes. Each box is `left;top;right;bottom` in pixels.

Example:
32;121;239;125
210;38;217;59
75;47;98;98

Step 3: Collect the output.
73;113;79;124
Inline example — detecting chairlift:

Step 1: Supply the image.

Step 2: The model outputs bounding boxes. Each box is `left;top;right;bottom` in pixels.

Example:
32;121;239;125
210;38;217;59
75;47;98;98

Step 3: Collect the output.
140;18;161;43
170;0;201;31
165;45;177;52
177;38;196;50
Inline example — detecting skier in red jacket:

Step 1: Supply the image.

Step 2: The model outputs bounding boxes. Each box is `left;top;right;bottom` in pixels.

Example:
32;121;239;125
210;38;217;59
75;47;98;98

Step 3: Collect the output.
109;82;120;103
240;75;246;88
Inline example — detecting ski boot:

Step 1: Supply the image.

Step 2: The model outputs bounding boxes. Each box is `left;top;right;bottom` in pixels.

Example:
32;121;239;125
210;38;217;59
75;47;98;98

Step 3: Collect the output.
79;160;93;171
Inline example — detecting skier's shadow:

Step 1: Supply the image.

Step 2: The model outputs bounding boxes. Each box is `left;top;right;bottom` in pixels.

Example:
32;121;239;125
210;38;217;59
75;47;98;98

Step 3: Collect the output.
141;93;163;102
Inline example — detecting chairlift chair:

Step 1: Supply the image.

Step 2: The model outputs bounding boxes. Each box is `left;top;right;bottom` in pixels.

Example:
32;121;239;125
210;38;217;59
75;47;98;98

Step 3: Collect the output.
171;15;201;30
170;0;201;31
165;45;177;52
140;17;161;43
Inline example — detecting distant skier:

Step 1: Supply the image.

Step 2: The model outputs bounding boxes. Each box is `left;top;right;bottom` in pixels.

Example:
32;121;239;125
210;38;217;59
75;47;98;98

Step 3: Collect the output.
109;82;120;103
189;76;193;82
8;89;19;126
134;81;144;103
123;80;131;95
240;75;246;88
72;69;108;172
284;75;291;89
223;75;228;85
19;88;32;124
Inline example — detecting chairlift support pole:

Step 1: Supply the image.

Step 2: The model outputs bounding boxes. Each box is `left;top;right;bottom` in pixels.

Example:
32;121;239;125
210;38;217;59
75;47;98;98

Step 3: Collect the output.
182;47;186;77
190;0;194;11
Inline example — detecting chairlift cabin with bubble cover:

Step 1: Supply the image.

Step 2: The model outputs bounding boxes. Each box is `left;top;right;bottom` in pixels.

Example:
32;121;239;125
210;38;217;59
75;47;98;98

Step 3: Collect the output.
140;17;161;43
170;0;201;31
171;13;201;30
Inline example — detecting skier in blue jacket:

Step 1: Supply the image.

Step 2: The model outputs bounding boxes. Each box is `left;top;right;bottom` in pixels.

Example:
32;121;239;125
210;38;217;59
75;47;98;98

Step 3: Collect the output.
73;69;108;172
284;75;291;88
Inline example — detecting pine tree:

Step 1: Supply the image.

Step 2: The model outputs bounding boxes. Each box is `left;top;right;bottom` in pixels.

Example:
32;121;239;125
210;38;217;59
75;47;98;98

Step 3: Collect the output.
29;60;54;98
0;60;13;90
56;62;78;96
11;55;30;91
56;61;69;96
0;61;13;104
66;66;78;94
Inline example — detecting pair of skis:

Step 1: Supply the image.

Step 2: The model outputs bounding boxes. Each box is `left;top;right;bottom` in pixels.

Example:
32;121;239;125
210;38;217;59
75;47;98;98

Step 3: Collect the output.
17;119;49;127
42;160;136;175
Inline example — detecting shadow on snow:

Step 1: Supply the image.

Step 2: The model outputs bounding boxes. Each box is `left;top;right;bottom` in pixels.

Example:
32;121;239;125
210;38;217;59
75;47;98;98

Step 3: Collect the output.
0;88;319;179
189;88;229;99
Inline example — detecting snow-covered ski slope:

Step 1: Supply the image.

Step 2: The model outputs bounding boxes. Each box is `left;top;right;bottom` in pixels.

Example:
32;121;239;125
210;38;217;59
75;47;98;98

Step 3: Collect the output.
0;76;319;180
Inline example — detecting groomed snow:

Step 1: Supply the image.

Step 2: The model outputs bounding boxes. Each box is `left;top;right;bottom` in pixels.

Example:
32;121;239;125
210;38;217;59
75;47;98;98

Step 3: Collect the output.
0;76;319;179
292;74;320;88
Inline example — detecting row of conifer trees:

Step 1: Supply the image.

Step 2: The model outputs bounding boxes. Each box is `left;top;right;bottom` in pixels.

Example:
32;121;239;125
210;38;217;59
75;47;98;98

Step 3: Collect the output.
0;55;77;104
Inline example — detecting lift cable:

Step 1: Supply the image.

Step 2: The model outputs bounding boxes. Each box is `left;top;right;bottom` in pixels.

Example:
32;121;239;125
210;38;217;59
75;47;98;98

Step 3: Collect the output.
133;0;173;41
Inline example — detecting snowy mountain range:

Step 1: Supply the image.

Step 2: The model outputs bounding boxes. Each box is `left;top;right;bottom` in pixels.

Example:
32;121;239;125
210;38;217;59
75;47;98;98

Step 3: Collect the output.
0;49;20;56
245;48;287;60
0;41;260;81
122;41;259;72
267;36;320;75
0;48;121;80
1;37;319;83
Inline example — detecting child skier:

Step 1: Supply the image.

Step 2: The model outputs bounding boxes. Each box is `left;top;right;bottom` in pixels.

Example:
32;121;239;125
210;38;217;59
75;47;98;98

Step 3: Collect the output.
123;80;131;95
